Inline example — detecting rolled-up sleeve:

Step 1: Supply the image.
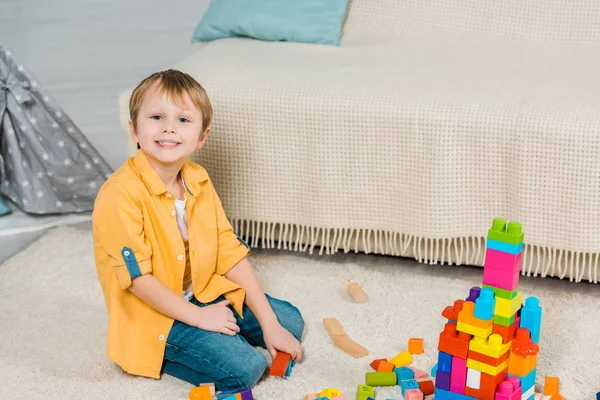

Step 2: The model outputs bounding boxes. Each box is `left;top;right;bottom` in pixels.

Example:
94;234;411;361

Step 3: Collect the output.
211;182;250;276
92;182;153;290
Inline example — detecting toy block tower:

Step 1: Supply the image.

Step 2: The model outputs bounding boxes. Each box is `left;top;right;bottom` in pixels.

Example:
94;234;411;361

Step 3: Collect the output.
434;218;542;400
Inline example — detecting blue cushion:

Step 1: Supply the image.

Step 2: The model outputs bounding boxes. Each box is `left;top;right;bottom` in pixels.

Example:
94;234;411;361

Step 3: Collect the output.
191;0;350;46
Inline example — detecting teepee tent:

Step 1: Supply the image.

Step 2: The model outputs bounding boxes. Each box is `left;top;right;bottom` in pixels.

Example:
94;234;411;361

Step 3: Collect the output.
0;45;112;215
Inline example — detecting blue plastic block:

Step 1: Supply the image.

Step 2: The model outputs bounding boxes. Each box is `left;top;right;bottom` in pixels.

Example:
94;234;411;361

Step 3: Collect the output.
486;238;523;254
435;371;451;391
465;286;481;302
474;287;496;320
394;366;414;381
520;296;542;344
509;368;536;391
284;359;294;376
596;392;600;400
431;363;437;377
434;388;477;400
438;351;452;373
400;379;419;396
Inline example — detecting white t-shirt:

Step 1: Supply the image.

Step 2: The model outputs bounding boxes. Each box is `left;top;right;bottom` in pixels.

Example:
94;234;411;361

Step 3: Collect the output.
174;181;194;301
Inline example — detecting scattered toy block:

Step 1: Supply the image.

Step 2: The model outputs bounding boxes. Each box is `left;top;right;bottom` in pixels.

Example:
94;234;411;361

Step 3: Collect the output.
366;371;397;386
370;358;387;371
333;335;369;358
466;368;481;390
390;350;413;368
543;376;560;396
469;334;511;359
377;361;395;372
320;388;342;398
189;385;212;400
450;356;467;394
395;366;414;381
494;376;522;400
304;394;319;400
438;322;472;359
409;338;424;354
520;297;542;344
356;384;375;400
404;388;424;400
458;302;493;338
324;318;347;338
400;379;420;396
407;365;428;379
418;379;435;395
347;282;368;303
269;352;292;376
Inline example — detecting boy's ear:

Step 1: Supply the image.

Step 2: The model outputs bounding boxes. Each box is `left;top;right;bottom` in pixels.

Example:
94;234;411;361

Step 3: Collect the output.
196;127;211;149
129;120;140;148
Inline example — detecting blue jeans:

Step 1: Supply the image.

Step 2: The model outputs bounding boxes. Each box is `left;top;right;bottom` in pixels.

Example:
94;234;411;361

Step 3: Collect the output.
161;294;304;392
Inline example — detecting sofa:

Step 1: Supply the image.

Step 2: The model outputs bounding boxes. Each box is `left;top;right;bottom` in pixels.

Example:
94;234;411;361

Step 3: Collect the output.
118;0;600;283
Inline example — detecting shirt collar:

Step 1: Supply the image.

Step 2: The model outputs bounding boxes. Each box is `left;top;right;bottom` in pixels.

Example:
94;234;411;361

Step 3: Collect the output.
133;150;208;197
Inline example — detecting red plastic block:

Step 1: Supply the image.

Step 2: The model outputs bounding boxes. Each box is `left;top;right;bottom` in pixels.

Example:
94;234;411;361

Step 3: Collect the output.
468;348;510;366
484;248;522;274
269;352;291;376
492;317;520;344
480;368;508;394
442;300;465;322
438;322;472;359
418;380;435;395
370;358;387;371
465;386;496;400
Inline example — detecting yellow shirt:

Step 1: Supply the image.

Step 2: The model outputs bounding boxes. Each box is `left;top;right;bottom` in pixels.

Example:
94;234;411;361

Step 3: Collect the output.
92;150;250;379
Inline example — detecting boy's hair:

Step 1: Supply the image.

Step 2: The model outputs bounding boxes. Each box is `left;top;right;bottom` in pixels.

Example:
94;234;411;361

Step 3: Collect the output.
129;69;213;150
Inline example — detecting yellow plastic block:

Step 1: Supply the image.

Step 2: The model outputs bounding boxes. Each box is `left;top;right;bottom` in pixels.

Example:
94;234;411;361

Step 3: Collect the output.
469;334;511;358
320;388;341;398
458;302;493;338
466;358;509;375
457;320;493;339
389;350;413;368
494;292;522;319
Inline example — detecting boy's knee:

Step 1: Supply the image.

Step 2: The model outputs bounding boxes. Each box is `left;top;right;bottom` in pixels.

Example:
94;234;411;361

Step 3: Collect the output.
236;350;267;390
281;305;305;342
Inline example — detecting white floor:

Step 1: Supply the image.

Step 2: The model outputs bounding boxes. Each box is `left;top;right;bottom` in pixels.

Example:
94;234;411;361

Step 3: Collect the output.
0;0;210;260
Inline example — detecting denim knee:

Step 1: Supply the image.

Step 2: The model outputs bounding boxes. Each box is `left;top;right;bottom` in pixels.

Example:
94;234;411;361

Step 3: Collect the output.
235;349;267;390
281;305;305;342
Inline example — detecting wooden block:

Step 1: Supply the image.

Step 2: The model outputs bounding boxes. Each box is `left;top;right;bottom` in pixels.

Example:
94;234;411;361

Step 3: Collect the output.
323;318;347;338
347;282;368;303
269;352;291;376
303;394;319;400
333;335;368;358
377;361;395;372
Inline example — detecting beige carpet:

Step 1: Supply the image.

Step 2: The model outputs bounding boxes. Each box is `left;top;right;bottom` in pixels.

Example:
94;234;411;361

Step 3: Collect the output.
0;227;596;399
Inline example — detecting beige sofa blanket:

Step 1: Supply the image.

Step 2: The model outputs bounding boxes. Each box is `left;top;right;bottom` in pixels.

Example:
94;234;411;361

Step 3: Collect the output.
119;0;600;283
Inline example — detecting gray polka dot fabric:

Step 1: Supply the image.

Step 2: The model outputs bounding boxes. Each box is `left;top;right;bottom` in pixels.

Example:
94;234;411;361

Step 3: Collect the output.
0;45;112;214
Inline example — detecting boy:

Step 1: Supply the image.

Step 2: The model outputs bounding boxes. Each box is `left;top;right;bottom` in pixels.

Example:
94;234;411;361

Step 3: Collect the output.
92;69;304;392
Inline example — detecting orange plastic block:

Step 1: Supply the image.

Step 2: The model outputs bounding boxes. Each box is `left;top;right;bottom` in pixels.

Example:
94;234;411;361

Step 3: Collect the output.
409;338;424;354
438;322;472;359
370;358;387;371
468;348;510;366
549;393;566;400
418;380;435;395
378;361;395;372
544;376;560;396
189;386;212;400
457;301;493;338
512;328;540;356
508;329;539;376
492;317;520;344
464;386;495;400
442;299;465;321
269;352;291;376
480;368;507;393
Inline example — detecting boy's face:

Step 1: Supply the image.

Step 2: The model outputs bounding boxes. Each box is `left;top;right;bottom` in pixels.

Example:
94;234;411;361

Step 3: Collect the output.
129;82;210;166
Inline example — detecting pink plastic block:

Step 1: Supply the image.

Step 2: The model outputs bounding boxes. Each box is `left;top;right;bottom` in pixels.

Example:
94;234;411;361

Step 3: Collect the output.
484;248;522;273
450;356;467;394
407;365;429;379
495;376;522;400
404;388;424;400
482;266;519;291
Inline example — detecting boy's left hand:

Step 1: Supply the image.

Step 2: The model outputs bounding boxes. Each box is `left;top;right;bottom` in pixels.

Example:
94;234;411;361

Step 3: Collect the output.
263;322;302;361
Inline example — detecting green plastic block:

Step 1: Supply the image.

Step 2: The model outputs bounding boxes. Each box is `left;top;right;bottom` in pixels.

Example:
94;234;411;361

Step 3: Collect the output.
365;372;397;387
493;313;516;327
356;384;375;400
487;218;524;245
482;284;518;300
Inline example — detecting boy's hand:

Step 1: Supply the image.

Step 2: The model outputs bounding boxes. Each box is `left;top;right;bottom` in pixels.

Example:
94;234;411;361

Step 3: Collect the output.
194;298;240;336
263;322;302;361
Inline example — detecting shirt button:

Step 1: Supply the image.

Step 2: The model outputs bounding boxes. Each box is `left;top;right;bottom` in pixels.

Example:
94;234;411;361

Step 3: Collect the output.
123;250;130;256
166;193;172;199
171;210;176;216
159;335;165;341
177;254;184;261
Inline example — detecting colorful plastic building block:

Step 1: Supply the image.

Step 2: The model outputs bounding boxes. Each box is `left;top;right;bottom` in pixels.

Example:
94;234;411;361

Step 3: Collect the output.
395;366;415;381
508;329;539;377
510;368;536;395
370;358;387;371
418;379;435;395
492;317;520;344
356;384;375;400
435;370;451;391
543;376;560;396
469;334;511;358
269;351;292;376
468;348;510;367
431;363;438;377
494;376;522;400
457;301;493;338
438;322;472;359
404;388;424;400
484;248;522;274
466;357;509;376
438;351;452;372
366;372;397;386
486;238;523;255
189;385;212;400
434;388;477;399
482;266;520;293
494;291;522;320
466;368;481;390
450;356;467;394
442;300;465;322
390;351;413;368
520;297;542;344
487;219;524;246
482;285;518;300
466;286;481;302
474;287;496;320
409;337;424;354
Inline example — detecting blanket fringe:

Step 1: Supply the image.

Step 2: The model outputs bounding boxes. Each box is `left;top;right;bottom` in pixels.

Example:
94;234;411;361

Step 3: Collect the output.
231;219;598;284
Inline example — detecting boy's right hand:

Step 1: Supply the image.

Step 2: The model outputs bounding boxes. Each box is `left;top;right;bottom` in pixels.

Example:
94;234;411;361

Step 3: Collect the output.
194;298;240;336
